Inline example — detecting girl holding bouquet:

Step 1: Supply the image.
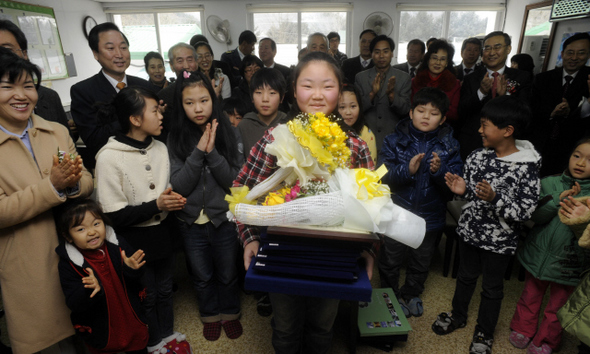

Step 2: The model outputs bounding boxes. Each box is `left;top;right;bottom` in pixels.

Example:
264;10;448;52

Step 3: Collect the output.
233;51;374;354
168;70;244;341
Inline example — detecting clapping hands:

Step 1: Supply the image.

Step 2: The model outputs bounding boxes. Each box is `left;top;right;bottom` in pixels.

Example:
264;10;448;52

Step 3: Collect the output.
196;119;218;153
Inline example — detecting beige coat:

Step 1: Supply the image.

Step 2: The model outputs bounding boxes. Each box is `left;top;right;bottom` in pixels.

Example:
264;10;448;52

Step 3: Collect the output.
0;114;93;353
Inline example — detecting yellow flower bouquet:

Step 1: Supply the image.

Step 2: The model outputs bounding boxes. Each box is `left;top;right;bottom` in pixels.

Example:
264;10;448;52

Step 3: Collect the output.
226;113;426;249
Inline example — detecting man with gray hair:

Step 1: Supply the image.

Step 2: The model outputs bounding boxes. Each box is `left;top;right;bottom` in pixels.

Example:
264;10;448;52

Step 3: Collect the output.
158;42;199;143
307;32;328;53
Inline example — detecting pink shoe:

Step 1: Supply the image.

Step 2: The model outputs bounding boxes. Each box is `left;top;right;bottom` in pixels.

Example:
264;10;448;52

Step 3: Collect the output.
527;343;552;354
509;330;531;349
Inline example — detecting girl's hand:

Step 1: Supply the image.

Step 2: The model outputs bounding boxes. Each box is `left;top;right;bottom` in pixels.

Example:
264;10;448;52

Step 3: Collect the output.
560;196;590;219
444;172;466;196
244;241;259;271
196;123;210;152
206;119;218;153
50;154;76;191
476;180;496;202
559;182;581;200
122;249;146;270
409;153;424;175
82;268;101;298
156;187;187;211
429;152;441;173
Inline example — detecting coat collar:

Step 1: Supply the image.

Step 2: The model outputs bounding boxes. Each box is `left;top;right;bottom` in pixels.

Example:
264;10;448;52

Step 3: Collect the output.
413;69;457;92
0;114;54;145
65;225;119;267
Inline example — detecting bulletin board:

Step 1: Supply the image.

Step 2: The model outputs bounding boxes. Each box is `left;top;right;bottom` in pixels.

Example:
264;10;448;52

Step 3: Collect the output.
0;1;68;80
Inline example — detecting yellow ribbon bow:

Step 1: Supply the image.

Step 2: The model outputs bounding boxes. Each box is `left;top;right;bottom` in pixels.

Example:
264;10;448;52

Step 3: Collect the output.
225;186;255;214
354;165;389;200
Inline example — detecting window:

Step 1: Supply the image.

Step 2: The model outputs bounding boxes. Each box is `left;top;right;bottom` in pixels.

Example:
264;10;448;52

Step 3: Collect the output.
249;5;352;67
106;9;204;80
397;5;504;64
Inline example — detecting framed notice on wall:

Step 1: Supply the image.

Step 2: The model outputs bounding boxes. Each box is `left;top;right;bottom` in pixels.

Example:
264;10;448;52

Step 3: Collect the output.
0;0;68;80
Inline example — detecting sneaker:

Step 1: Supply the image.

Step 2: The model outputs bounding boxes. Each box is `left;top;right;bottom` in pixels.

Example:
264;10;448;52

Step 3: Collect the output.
469;332;493;354
432;312;466;335
257;293;273;317
527;343;552;354
509;330;531;349
398;298;411;318
407;297;423;317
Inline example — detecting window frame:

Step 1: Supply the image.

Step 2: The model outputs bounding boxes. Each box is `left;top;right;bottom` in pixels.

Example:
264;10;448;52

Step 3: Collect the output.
247;3;353;60
394;3;506;62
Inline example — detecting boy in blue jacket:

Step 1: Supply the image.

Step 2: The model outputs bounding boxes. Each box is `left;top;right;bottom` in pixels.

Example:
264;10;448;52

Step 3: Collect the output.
432;96;541;354
379;87;463;317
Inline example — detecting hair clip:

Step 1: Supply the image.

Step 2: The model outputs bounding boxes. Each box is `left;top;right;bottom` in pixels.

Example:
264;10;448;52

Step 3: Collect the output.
183;71;191;79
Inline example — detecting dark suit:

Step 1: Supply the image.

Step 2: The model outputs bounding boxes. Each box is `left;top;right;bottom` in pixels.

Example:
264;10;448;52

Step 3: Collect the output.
220;48;242;81
35;86;71;138
532;66;590;176
70;71;155;168
392;62;409;73
269;63;293;111
341;56;374;84
457;66;532;160
454;63;483;82
214;59;237;89
272;62;292;84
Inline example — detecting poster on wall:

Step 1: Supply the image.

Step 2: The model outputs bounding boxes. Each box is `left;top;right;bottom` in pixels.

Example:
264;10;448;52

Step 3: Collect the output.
555;31;590;68
0;0;68;80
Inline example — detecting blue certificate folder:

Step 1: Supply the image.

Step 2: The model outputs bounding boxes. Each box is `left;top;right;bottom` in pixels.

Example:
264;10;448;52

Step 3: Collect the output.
244;226;376;302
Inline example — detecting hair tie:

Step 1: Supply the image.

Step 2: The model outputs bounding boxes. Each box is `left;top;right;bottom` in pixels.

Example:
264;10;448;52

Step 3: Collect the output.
183;71;191;79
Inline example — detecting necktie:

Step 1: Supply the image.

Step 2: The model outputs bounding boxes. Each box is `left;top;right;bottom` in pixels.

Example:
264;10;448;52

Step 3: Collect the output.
410;67;416;78
464;68;472;75
491;72;499;98
116;82;126;90
362;60;368;68
563;75;573;97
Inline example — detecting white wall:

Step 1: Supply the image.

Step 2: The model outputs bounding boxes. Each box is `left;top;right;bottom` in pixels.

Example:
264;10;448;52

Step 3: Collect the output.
29;0;107;105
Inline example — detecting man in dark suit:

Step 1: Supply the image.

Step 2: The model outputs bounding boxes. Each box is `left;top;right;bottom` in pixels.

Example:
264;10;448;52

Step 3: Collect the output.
70;22;155;169
392;39;425;78
190;34;236;88
457;31;532;160
341;29;376;84
221;30;257;82
0;20;72;137
532;32;590;176
355;35;411;155
258;37;292;112
454;37;482;83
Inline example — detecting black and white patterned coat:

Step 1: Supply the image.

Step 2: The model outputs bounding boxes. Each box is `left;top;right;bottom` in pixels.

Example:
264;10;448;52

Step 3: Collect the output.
456;140;541;255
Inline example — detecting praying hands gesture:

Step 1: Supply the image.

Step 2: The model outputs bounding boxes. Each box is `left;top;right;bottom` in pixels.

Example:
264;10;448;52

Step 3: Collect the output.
156;187;187;211
50;154;84;191
560;195;590;219
121;249;146;270
82;268;101;298
196;119;218;153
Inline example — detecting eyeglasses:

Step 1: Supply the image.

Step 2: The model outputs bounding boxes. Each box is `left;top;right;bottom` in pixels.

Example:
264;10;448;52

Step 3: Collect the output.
430;56;447;63
196;53;212;61
483;44;506;53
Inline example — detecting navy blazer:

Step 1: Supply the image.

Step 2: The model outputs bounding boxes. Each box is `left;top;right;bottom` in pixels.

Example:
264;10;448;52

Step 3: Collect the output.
457;66;532;160
35;86;72;138
70;71;155;168
220;48;242;81
341;55;374;84
532;66;590;176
